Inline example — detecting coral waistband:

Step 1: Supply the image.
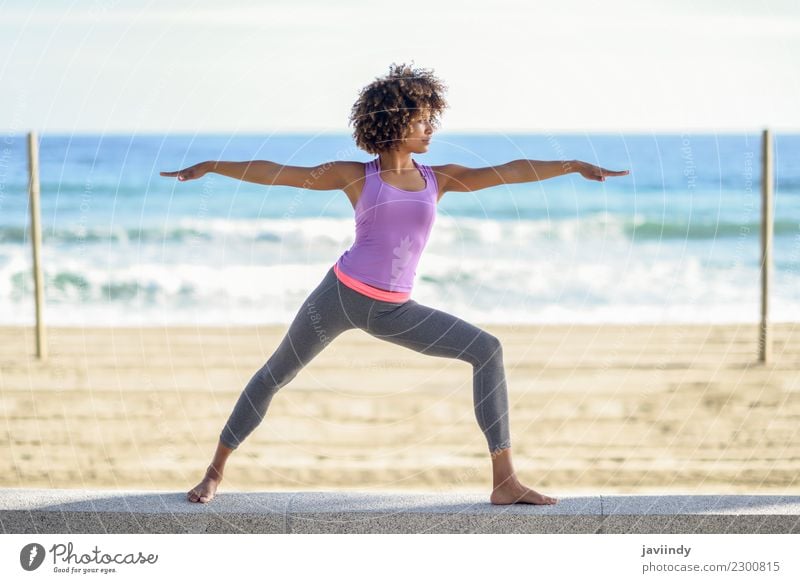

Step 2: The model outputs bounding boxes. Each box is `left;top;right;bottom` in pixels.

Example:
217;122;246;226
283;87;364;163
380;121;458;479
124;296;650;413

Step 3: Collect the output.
333;262;411;302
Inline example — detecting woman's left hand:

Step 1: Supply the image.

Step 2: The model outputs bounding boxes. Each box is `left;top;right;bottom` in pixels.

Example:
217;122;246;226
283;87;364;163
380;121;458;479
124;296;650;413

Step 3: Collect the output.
576;161;630;182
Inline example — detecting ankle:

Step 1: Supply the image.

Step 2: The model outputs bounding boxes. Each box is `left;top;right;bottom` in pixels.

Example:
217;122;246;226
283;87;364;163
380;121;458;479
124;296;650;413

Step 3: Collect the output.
492;474;521;490
205;464;224;481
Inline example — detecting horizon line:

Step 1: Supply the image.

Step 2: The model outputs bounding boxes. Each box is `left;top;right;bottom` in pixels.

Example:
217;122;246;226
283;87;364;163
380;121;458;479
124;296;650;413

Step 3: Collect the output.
2;128;799;137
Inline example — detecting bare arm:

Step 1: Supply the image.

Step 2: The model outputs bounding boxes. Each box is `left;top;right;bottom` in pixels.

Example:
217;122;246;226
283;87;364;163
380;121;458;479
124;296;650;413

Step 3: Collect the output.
161;160;357;190
433;159;630;193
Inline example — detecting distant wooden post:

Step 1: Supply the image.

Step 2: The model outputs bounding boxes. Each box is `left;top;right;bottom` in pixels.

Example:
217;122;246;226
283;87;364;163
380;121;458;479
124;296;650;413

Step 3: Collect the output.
758;128;773;364
27;131;47;360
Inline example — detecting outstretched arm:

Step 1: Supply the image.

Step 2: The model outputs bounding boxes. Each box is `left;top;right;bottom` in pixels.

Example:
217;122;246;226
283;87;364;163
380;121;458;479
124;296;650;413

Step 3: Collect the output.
433;159;630;193
160;160;357;190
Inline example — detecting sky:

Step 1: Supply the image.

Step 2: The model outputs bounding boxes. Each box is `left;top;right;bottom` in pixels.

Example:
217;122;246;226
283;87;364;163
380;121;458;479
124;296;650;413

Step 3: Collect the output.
1;0;799;134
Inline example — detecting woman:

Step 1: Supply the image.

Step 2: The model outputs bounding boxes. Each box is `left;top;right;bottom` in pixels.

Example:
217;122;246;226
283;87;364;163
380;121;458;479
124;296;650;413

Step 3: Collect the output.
161;63;629;505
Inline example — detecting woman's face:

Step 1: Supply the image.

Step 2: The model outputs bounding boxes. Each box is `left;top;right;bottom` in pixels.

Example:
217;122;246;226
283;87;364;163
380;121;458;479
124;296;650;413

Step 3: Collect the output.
402;109;433;152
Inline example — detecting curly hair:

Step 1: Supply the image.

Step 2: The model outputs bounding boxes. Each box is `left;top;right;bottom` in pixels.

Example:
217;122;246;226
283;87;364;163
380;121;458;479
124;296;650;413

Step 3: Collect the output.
349;62;449;154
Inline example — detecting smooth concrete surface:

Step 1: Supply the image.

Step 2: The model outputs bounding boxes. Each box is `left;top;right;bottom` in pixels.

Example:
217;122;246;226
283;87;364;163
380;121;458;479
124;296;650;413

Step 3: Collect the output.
1;489;799;534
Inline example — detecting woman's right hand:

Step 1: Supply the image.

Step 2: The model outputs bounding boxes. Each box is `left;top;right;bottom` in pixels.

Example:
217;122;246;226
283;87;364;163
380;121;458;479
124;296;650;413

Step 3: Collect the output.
160;161;210;182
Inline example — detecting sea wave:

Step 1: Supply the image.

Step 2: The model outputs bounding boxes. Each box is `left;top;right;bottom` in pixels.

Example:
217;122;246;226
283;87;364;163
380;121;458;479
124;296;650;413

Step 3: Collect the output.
1;214;797;245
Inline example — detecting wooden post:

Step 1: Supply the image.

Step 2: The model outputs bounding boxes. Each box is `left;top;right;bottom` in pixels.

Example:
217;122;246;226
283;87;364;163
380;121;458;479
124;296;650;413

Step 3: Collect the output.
758;128;773;364
27;131;47;360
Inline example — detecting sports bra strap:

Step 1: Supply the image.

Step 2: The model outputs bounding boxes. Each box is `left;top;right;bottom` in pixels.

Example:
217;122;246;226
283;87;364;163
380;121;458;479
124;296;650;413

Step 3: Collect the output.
420;162;436;192
419;162;431;181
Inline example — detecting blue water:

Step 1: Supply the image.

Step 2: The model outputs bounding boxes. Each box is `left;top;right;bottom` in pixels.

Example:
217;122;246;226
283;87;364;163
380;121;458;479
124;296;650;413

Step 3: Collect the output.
0;132;798;325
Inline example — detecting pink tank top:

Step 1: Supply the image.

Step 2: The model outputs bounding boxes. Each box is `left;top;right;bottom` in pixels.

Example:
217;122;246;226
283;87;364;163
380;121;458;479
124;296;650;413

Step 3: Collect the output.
335;157;438;300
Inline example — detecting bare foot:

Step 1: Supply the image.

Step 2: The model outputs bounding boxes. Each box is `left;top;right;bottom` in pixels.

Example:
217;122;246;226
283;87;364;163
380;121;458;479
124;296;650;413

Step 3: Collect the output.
490;479;558;505
187;465;222;503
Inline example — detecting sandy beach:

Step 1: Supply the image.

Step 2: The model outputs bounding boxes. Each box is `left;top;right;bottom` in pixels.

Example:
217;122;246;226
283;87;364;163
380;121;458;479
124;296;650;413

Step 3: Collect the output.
1;322;798;496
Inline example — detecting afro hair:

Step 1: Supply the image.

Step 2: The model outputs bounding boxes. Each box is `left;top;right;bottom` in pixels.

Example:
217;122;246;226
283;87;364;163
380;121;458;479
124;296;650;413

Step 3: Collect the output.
349;62;448;154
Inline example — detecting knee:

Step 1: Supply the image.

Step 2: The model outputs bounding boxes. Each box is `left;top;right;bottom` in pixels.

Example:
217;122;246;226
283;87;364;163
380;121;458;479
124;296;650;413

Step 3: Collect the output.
252;360;299;393
470;332;503;365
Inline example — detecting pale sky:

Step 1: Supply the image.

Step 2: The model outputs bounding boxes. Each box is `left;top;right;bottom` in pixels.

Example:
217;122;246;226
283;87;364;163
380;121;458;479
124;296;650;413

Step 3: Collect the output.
1;0;798;134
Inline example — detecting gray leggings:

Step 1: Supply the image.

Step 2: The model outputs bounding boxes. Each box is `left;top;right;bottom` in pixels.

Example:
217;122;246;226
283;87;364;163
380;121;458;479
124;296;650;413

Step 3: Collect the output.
220;265;511;454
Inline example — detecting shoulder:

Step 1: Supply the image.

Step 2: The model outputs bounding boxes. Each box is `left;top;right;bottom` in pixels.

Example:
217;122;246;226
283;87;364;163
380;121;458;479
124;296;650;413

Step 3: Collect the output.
335;161;371;210
327;160;369;183
427;163;464;195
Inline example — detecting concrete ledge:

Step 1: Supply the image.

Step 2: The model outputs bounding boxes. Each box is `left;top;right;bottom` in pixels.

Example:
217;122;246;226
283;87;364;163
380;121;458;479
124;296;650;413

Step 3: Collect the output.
1;489;799;534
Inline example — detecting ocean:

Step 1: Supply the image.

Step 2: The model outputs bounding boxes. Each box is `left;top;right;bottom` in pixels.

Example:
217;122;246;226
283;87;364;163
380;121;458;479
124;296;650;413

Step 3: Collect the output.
0;132;798;325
